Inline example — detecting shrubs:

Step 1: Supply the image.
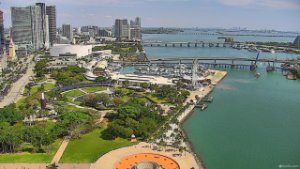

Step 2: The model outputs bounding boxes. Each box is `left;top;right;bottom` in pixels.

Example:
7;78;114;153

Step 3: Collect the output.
102;98;165;140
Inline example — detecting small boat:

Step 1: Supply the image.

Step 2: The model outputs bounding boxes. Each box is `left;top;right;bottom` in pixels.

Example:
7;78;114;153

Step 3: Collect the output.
270;49;275;54
196;103;208;110
203;96;213;102
255;72;261;78
201;104;208;110
286;72;297;80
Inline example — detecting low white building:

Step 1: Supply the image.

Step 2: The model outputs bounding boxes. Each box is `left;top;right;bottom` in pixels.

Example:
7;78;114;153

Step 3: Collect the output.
93;50;120;60
50;44;93;59
110;73;175;86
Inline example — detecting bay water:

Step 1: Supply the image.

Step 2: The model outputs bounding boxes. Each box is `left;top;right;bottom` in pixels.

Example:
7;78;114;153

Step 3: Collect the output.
143;33;300;169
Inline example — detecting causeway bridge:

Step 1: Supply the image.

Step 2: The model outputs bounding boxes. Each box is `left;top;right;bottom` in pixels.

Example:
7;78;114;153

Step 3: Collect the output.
113;57;300;71
142;40;247;48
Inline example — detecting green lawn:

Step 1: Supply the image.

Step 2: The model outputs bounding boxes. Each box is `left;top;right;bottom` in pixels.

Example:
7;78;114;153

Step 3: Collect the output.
0;139;62;163
44;83;56;91
27;83;56;95
143;93;167;104
16;96;26;108
82;86;107;93
121;95;131;102
62;89;85;98
60;128;134;163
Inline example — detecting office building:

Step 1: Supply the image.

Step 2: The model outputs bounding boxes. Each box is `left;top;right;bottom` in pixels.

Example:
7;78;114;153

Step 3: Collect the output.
114;19;130;41
46;6;56;46
11;5;44;51
0;10;4;54
293;36;300;47
135;17;141;28
35;3;47;44
62;24;73;42
129;17;142;41
130;28;141;41
99;29;112;37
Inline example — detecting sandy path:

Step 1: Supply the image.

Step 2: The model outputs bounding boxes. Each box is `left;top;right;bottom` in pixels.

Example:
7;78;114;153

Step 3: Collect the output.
51;139;70;164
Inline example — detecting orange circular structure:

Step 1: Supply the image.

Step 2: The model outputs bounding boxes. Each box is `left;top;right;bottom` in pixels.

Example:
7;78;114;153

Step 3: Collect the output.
115;153;180;169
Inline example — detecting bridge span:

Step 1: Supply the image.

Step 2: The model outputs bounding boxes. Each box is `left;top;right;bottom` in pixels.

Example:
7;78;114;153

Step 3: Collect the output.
115;57;300;64
142;40;246;48
112;57;299;71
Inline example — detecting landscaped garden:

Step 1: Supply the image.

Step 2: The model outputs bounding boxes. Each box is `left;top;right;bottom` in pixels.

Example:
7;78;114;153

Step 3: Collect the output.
62;89;85;98
82;86;107;93
0;139;62;163
60;127;133;163
0;57;192;164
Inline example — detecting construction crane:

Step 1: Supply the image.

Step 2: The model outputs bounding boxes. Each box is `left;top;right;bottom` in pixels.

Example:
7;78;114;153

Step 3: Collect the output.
250;51;260;71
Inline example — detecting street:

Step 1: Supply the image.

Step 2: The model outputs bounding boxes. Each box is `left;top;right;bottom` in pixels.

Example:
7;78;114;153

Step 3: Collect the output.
0;55;35;108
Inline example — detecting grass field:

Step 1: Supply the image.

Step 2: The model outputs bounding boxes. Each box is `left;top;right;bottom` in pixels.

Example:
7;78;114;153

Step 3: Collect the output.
141;93;167;104
29;83;56;94
82;86;107;93
44;83;56;91
0;139;62;163
60;127;133;163
62;89;85;98
16;96;26;108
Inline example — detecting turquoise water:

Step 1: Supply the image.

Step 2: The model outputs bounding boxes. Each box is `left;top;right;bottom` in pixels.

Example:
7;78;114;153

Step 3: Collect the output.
143;34;300;169
143;34;295;43
184;70;300;169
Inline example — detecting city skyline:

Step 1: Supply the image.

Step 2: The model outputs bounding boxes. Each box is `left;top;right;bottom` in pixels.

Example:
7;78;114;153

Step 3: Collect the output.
1;0;300;32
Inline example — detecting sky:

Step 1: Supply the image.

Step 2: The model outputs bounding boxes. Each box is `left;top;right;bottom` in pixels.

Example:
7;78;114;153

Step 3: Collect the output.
1;0;300;32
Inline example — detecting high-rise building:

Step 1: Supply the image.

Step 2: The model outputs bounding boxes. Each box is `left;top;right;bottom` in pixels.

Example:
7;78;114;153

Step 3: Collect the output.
0;10;4;54
46;6;56;45
36;3;47;44
62;24;73;42
11;5;44;51
293;36;300;47
114;19;130;41
129;17;142;41
135;17;141;28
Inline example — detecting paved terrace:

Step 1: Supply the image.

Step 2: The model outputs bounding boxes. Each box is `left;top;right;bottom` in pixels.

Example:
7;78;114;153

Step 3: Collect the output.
91;142;199;169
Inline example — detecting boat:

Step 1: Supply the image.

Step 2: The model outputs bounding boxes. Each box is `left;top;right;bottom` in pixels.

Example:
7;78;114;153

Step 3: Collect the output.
286;72;297;80
203;96;213;102
255;72;261;78
196;103;208;110
270;49;275;54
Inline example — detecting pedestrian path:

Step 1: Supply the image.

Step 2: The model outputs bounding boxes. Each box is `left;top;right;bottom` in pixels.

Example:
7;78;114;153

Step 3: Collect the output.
51;139;70;164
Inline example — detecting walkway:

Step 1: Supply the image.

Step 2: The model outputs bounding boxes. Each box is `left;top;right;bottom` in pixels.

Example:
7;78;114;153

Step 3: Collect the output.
0;163;91;169
51;139;70;164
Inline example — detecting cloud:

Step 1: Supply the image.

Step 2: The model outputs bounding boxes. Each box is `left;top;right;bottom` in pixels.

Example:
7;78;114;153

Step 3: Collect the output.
218;0;300;10
258;0;300;10
219;0;254;6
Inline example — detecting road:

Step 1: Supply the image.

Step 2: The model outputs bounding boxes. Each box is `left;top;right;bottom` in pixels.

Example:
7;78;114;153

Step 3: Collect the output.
0;55;35;108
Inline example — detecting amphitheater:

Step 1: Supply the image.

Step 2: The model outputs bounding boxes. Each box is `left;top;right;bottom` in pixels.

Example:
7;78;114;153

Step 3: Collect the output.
115;153;180;169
